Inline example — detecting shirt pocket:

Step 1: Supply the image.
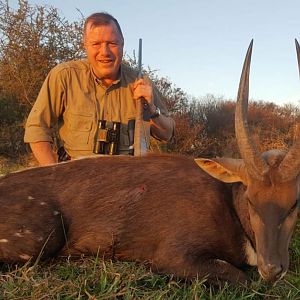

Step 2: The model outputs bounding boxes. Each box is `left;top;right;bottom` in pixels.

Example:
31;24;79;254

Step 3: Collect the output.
66;112;93;149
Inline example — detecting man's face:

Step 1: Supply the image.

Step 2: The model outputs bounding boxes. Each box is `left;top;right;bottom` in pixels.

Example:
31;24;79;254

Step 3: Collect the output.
84;21;123;84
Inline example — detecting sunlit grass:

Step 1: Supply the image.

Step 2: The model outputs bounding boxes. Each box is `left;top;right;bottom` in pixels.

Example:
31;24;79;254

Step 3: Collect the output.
1;248;300;299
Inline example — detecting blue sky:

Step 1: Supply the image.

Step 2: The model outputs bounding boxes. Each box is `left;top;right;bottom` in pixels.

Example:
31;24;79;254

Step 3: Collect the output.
10;0;300;105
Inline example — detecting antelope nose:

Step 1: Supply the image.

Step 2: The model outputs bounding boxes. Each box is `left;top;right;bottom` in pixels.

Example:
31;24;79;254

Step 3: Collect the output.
261;263;283;282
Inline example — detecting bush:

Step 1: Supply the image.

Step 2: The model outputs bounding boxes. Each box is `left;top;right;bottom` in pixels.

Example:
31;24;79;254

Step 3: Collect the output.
0;97;28;157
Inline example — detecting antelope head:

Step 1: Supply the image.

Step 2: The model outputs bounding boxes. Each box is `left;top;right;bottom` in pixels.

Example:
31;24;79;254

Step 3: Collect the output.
196;40;300;282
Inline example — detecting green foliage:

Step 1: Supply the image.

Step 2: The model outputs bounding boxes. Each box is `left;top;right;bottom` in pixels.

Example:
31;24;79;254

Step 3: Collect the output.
0;97;28;124
0;97;28;157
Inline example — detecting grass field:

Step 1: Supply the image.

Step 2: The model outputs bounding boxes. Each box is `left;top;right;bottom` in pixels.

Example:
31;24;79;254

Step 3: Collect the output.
1;158;300;299
1;234;300;300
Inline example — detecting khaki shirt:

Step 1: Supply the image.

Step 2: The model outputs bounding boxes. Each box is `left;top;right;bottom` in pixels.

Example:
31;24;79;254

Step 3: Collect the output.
24;60;168;158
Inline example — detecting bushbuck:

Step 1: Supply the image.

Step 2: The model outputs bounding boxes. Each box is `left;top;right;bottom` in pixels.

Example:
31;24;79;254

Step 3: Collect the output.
0;40;299;285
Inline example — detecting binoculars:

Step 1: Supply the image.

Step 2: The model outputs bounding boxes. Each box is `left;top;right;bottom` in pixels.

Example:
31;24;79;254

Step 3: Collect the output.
93;120;121;155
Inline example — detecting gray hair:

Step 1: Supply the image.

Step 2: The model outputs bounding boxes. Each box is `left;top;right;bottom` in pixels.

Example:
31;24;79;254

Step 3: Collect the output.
83;12;124;43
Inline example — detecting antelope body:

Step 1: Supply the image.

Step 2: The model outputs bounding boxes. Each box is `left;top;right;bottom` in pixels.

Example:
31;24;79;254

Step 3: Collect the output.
0;41;300;284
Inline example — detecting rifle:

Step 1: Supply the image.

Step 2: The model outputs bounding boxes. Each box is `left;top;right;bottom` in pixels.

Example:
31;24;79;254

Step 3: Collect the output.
133;38;149;156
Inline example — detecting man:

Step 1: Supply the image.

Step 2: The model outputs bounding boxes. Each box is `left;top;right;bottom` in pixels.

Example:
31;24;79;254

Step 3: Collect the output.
24;12;175;166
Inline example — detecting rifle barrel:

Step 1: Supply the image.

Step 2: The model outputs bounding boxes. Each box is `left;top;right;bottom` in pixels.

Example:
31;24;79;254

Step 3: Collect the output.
138;38;143;79
134;38;148;156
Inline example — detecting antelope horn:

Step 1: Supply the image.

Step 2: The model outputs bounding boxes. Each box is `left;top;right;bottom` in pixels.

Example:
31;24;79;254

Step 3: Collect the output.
235;40;268;180
278;39;300;181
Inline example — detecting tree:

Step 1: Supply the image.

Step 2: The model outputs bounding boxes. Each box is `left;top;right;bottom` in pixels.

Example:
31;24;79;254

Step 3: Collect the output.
0;0;85;157
0;0;84;107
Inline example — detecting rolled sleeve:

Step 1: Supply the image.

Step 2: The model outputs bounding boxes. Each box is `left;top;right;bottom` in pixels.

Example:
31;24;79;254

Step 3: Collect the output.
24;123;53;143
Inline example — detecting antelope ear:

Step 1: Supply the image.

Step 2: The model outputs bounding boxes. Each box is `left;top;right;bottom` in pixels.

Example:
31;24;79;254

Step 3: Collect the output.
194;158;247;184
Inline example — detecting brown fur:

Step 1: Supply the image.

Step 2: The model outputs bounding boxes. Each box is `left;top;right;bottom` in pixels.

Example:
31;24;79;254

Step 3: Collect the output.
0;154;251;284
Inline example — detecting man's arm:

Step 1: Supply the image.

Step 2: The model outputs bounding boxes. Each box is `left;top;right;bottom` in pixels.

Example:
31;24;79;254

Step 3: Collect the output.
148;104;175;141
30;141;57;166
25;65;67;166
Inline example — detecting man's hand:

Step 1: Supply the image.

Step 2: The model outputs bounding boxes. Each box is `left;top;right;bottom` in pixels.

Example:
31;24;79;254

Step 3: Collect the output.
132;76;155;110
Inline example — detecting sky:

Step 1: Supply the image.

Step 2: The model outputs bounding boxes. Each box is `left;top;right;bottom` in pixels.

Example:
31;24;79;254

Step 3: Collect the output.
9;0;300;105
